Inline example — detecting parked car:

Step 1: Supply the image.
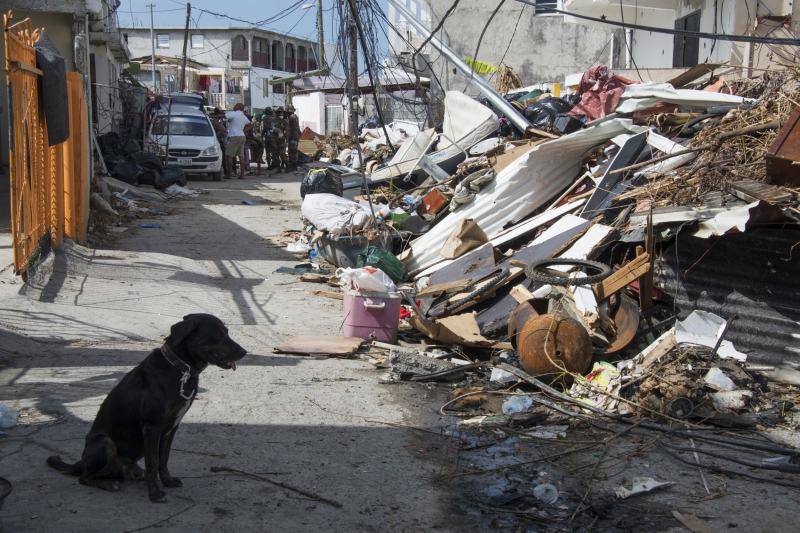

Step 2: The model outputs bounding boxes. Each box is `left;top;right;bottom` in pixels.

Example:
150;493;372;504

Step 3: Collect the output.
145;108;223;181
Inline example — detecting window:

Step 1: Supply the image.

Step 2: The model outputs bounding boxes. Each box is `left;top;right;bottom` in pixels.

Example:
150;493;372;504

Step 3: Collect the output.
534;0;559;15
157;34;170;48
123;33;128;44
151;116;213;137
238;36;246;49
272;77;284;94
673;11;700;68
191;34;203;49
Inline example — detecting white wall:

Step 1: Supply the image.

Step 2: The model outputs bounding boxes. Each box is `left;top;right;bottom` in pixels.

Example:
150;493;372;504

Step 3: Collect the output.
629;8;675;69
248;67;287;113
292;92;326;134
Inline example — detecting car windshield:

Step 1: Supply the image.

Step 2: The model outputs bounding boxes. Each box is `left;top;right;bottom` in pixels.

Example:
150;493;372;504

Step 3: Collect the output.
151;116;213;136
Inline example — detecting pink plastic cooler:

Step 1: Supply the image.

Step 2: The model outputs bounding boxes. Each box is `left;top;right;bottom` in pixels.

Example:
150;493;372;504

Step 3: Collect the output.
343;291;402;343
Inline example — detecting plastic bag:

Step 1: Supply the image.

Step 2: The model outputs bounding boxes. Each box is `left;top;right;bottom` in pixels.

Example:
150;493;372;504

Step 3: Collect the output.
109;160;140;185
0;404;19;429
117;136;141;156
336;266;396;293
300;169;343;198
158;165;187;190
358;116;382;133
357;245;408;284
522;97;575;129
132;151;164;173
301;193;372;235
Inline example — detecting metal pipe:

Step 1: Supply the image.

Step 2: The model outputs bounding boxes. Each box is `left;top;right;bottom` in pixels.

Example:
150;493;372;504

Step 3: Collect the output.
268;68;329;85
147;4;156;93
387;0;531;133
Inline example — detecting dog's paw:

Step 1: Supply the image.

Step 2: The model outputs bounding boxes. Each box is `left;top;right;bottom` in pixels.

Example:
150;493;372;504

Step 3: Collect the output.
161;476;183;488
149;491;168;503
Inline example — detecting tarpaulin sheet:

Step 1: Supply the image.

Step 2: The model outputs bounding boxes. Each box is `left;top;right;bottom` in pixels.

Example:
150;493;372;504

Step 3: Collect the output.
568;66;636;122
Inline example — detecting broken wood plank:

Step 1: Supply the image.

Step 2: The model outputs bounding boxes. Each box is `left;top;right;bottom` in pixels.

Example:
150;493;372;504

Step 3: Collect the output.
273;336;365;356
593;253;651;301
510;284;535;303
307;290;344;300
671;510;719;533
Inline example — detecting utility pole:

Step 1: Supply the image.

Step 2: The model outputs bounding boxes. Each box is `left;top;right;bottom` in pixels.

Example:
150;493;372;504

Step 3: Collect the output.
147;4;156;93
179;3;191;92
317;0;325;69
342;0;360;135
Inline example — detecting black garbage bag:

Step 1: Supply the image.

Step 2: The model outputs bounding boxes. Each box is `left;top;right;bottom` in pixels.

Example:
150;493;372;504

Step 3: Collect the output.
566;94;582;106
109;160;140;185
474;97;494;111
522;97;575;129
116;136;141;156
132;151;163;173
358;116;382;133
300;168;343;199
138;169;161;186
98;132;121;155
297;151;310;164
103;154;126;172
157;165;187;190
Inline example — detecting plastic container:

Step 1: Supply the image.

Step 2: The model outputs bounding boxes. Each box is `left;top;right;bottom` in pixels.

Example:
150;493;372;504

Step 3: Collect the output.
343;290;402;343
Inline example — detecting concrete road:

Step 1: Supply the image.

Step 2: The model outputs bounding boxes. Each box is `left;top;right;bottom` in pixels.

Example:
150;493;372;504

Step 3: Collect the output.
0;171;473;532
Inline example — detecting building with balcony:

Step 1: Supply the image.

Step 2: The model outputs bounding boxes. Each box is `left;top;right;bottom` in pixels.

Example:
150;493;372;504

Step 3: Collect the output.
120;25;338;112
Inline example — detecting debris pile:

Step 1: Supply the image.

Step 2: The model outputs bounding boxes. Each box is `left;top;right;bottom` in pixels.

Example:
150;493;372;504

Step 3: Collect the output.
279;65;800;524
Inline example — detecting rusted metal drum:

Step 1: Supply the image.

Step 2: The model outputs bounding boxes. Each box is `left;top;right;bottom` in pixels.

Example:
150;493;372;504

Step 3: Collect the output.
516;312;592;377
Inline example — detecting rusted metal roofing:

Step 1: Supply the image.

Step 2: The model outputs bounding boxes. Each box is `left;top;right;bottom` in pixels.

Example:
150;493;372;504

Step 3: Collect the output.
655;229;800;366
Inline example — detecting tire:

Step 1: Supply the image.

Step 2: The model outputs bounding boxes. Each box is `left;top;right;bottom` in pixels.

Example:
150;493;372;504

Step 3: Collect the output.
524;259;612;286
211;170;223;182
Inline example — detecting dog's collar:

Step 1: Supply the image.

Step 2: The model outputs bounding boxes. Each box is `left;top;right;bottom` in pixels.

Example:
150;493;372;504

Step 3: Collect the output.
161;344;198;401
161;343;199;375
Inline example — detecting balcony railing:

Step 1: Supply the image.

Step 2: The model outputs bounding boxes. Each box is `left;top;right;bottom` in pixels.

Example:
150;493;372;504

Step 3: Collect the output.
231;48;248;62
297;59;308;72
252;50;270;69
284;57;296;72
308;59;317;71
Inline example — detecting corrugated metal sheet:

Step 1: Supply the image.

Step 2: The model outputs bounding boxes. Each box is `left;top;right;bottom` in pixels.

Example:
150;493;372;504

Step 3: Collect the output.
403;118;647;271
656;229;800;366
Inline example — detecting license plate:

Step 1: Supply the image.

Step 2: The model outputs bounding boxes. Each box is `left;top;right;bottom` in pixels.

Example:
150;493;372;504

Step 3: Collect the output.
177;158;192;166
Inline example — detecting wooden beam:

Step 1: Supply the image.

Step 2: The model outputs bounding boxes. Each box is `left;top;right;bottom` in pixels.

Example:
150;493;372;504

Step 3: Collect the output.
593;253;650;301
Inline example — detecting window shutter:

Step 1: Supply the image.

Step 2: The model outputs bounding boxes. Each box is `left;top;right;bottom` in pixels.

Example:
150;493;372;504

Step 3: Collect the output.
191;34;203;49
157;34;170;48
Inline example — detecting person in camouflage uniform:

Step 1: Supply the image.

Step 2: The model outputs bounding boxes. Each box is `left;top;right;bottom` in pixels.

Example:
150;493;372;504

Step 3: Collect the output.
262;108;277;170
286;105;301;172
272;107;289;172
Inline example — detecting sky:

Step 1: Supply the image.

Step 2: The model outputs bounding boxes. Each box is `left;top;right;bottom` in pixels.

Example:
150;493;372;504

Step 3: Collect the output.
117;0;388;50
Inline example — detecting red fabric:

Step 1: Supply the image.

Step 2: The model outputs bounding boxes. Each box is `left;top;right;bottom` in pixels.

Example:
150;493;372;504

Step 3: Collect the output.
568;66;637;122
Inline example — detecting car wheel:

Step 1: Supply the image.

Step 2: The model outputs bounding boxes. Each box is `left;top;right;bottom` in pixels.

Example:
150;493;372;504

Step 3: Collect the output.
211;170;223;182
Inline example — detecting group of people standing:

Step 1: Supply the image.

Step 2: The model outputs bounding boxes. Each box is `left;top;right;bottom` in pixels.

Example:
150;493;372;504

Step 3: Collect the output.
210;103;301;180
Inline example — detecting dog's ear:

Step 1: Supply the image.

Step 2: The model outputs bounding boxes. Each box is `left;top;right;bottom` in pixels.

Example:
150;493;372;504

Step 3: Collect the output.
169;316;199;345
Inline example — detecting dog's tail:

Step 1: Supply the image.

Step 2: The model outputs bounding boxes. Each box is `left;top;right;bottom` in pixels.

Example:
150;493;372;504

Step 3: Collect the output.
47;455;82;476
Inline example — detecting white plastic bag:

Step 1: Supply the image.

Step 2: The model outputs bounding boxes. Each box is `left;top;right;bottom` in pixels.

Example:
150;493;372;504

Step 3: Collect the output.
301;193;372;235
335;267;396;293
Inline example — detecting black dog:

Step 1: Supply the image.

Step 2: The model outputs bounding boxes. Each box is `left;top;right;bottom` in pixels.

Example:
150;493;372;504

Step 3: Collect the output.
47;313;246;503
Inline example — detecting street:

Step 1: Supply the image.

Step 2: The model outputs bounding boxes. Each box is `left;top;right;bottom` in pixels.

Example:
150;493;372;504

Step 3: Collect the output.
0;173;474;532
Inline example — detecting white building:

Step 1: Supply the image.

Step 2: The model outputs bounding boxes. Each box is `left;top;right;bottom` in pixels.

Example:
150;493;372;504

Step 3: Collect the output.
121;25;338;112
564;0;800;78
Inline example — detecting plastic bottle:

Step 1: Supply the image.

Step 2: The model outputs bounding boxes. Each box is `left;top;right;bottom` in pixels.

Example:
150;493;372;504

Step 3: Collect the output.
0;405;19;429
309;250;317;261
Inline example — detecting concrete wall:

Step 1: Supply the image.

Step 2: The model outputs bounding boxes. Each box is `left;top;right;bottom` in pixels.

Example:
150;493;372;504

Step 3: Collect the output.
249;67;288;113
421;0;620;96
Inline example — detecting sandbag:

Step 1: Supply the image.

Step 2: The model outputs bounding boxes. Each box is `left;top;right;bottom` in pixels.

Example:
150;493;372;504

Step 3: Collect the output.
300;169;343;199
301;193;372;235
157;165;187;190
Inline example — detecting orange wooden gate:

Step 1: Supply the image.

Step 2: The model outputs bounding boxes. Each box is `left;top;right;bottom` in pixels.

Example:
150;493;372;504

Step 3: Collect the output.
4;13;87;276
